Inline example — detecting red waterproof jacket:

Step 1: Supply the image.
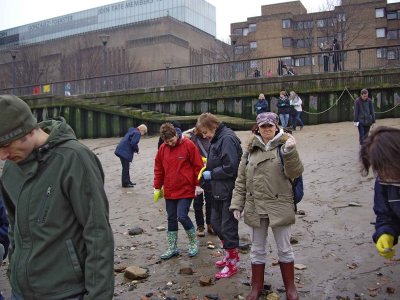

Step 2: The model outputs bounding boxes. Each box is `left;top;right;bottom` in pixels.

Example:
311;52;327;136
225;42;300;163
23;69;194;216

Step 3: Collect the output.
154;137;204;199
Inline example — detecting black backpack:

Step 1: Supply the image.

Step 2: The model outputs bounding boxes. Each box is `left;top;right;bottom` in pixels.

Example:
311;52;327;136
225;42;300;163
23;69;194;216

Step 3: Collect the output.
278;146;304;211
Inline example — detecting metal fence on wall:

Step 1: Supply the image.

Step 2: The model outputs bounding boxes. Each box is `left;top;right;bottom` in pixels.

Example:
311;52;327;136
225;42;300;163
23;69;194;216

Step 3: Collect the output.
2;44;400;97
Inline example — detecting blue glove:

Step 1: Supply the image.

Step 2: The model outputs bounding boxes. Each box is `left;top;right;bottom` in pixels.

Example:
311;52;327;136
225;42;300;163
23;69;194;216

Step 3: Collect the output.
202;171;212;180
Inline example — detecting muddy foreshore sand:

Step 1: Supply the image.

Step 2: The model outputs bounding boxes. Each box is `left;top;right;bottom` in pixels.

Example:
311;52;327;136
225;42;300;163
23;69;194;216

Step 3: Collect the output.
1;118;400;299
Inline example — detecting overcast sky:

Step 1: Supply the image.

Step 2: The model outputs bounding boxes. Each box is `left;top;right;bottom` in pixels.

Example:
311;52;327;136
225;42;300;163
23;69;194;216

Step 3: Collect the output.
0;0;398;41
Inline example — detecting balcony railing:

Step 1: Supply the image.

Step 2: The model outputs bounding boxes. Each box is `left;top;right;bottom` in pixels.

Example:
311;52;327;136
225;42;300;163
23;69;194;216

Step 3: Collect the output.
2;44;400;97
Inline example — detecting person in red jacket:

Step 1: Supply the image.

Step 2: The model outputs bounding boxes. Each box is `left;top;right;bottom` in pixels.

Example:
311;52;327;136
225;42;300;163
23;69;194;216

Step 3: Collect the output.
153;123;204;259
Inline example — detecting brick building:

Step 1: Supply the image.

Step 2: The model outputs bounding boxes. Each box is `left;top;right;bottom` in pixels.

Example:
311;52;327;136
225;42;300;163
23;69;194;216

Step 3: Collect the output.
230;0;400;75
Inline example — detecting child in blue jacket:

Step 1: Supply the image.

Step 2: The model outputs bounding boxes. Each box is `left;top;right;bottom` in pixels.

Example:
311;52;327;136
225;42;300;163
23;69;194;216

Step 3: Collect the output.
360;126;400;259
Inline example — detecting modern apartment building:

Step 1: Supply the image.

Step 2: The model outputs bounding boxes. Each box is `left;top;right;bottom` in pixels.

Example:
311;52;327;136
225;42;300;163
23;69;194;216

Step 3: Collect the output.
230;0;400;75
0;0;227;89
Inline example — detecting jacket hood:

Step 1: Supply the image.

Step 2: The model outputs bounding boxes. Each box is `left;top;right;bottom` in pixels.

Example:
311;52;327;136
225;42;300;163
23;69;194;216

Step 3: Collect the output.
246;128;288;153
38;118;77;152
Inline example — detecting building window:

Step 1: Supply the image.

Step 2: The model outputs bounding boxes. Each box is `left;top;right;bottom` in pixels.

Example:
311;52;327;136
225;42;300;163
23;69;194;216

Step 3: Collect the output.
387;50;396;59
387;30;398;39
249;23;256;32
337;13;346;22
377;48;387;58
243;28;249;36
376;8;385;18
294;57;305;67
317;19;325;28
387;11;398;20
294;21;304;30
250;41;257;49
282;38;292;48
233;28;243;36
376;28;386;38
282;19;291;29
250;60;258;68
304;20;313;29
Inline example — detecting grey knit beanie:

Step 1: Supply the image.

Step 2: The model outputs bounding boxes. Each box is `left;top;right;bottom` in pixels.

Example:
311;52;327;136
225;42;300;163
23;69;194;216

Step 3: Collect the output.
0;95;37;147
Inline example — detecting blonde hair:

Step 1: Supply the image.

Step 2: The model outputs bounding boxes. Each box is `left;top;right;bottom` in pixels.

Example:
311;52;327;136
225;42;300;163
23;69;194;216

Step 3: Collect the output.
258;93;265;100
289;91;297;99
137;124;148;135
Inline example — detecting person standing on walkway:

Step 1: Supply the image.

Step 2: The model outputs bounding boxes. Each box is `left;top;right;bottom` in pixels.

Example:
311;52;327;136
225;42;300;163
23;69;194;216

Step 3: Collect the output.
354;88;375;145
0;195;9;300
154;123;204;259
360;126;400;260
183;126;215;237
332;38;341;71
254;93;269;116
0;95;114;300
277;90;290;128
230;112;303;300
196;113;242;279
289;91;304;131
115;124;147;187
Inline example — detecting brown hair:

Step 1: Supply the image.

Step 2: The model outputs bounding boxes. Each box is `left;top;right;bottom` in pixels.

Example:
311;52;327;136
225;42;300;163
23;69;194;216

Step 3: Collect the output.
360;126;400;181
196;113;220;131
160;123;177;140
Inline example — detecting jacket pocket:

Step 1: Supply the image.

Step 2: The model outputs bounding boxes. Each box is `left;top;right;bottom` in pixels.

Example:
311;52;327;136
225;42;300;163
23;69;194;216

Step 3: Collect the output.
37;186;52;224
65;239;84;279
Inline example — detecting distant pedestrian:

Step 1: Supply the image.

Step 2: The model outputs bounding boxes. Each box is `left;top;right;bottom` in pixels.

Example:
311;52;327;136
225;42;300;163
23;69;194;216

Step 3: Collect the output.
115;124;148;187
332;38;341;71
277;90;290;128
254;93;269;115
360;126;400;260
254;68;260;78
266;69;273;77
289;91;304;130
154;123;204;259
64;82;71;96
354;88;375;145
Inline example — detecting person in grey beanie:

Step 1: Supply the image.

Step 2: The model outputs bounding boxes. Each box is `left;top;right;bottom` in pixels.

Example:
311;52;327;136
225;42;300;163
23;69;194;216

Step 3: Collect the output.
0;95;114;300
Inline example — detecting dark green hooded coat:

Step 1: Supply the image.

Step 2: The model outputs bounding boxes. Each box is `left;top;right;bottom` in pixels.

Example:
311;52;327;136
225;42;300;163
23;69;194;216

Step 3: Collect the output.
1;119;114;300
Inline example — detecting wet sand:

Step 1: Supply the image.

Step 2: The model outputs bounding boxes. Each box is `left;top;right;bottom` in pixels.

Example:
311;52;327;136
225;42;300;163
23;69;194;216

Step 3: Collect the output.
1;118;400;299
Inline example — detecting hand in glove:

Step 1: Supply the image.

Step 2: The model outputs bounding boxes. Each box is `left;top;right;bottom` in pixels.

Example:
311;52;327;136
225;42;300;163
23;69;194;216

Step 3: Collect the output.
353;122;359;127
283;134;296;153
153;188;164;203
376;233;395;259
233;210;242;221
202;170;212;181
195;186;204;196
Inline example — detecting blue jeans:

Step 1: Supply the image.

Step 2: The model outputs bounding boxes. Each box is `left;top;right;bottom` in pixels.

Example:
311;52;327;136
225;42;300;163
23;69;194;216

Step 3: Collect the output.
279;114;289;128
291;111;304;129
165;198;194;231
358;125;371;145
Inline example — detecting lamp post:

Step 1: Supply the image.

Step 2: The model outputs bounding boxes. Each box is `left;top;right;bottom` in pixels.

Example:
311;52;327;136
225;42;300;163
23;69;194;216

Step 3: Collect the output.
231;40;236;79
10;49;19;94
99;34;110;91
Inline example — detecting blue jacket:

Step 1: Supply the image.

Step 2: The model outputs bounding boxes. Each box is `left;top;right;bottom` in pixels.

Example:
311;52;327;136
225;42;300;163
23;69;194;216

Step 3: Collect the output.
372;180;400;245
0;195;9;259
115;127;141;162
277;96;290;114
254;99;269;115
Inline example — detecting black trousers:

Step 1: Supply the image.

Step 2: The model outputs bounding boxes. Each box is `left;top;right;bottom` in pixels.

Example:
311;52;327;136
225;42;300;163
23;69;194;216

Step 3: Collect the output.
211;199;239;249
120;157;131;186
193;191;212;226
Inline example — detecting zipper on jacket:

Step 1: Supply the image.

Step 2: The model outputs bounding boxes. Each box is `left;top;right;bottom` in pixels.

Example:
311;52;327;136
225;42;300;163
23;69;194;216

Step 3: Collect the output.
37;186;52;223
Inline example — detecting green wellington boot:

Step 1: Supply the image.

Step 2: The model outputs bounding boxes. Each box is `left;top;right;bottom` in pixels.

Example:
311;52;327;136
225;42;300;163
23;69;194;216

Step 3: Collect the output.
186;227;199;257
160;231;179;260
